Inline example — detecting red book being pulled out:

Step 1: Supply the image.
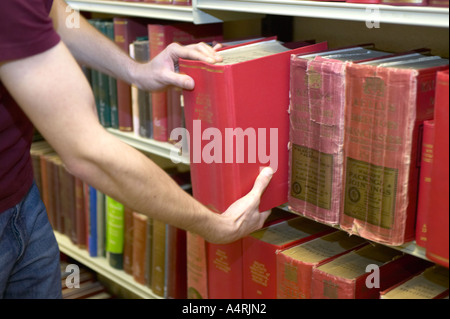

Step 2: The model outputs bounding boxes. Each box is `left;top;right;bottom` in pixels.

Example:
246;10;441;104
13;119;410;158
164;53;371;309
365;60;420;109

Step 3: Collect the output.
426;70;449;267
242;216;335;299
340;56;449;245
311;244;433;299
179;39;327;299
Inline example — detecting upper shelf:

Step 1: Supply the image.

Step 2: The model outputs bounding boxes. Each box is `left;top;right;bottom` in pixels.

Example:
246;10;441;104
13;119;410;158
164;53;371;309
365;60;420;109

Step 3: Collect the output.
197;0;449;28
66;0;263;24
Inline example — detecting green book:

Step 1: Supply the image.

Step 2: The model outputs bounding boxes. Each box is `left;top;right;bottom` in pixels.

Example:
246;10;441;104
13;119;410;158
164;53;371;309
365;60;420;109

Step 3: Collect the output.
106;196;124;270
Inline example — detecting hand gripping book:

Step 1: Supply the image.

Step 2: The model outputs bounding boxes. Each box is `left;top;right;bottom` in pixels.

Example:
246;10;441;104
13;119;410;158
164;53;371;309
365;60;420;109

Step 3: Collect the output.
179;39;327;299
288;46;391;225
340;56;449;246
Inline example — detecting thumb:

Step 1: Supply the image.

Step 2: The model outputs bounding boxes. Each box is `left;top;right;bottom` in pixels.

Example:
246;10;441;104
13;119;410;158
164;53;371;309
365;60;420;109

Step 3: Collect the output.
166;72;195;90
249;167;274;197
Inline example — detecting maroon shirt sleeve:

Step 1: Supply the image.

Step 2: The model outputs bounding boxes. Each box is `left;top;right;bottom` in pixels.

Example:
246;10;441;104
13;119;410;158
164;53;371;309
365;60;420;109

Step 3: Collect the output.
0;0;60;212
0;0;60;62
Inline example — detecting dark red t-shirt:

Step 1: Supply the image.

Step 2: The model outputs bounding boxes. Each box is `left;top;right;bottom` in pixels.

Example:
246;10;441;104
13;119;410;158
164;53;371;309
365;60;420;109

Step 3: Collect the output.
0;0;60;212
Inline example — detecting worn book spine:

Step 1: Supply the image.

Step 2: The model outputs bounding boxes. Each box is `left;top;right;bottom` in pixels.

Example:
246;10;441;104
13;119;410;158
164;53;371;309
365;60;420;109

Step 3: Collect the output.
340;63;447;245
415;120;435;247
288;56;346;225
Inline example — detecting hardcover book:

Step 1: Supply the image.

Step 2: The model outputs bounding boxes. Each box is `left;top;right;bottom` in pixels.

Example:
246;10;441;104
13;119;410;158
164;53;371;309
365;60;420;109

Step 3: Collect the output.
113;18;148;132
415;120;435;247
242;216;335;299
340;56;449;245
380;265;449;299
288;46;391;225
426;69;449;267
311;244;433;299
181;39;327;299
277;231;368;299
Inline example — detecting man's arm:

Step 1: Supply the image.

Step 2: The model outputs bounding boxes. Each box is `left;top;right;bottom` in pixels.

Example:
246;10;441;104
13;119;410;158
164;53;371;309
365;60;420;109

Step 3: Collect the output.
0;41;272;244
49;0;222;91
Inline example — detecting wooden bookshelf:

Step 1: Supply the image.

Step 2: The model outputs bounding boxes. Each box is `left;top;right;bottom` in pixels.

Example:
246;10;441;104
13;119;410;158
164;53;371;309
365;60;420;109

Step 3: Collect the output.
55;231;161;299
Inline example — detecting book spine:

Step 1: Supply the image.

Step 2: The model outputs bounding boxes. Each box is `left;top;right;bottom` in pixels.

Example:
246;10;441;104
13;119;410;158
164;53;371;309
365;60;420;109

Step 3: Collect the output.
75;177;87;249
151;219;167;297
89;186;98;257
132;212;149;285
186;232;209;299
415;120;435;247
288;56;345;225
123;207;135;275
340;64;438;245
106;196;125;270
148;24;169;141
276;252;315;299
426;70;449;267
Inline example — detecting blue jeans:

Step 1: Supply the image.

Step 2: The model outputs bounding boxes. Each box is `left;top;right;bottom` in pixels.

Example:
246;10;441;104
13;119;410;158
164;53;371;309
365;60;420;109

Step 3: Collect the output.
0;181;62;299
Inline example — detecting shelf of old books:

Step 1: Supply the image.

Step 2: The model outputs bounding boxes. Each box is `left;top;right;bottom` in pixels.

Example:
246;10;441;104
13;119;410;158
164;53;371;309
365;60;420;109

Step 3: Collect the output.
196;0;449;28
55;231;161;299
66;0;263;24
106;128;190;165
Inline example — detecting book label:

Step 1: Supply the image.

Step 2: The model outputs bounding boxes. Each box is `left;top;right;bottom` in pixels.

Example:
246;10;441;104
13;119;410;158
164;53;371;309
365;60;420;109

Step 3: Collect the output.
290;144;334;210
343;157;398;229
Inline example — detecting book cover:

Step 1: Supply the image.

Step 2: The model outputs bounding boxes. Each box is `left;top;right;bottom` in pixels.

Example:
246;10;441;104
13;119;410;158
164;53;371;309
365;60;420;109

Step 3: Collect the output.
180;39;327;299
113;18;148;132
277;231;368;299
288;47;391;225
426;69;449;267
340;57;449;245
151;219;167;297
106;196;125;270
148;22;223;141
132;211;149;285
311;244;433;299
242;216;335;299
380;265;449;299
415;120;435;247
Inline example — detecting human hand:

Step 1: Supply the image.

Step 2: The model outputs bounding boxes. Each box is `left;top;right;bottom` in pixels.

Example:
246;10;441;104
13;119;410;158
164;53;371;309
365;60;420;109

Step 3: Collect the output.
131;42;222;92
205;167;274;244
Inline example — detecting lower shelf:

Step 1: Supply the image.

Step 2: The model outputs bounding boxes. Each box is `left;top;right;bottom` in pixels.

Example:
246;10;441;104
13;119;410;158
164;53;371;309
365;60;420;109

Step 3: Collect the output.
55;231;160;299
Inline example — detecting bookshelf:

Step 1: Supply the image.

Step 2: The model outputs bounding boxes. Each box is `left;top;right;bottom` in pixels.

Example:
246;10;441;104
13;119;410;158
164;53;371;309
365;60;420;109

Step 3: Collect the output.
54;0;448;299
55;231;161;299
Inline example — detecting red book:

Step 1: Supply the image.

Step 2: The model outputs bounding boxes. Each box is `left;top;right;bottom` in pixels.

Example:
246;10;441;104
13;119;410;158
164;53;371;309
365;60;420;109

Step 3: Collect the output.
340;57;449;246
380;0;428;4
288;47;391;225
180;39;327;299
276;231;368;299
426;69;449;267
148;22;223;141
206;207;296;299
380;265;449;299
429;0;449;6
113;18;147;132
186;232;208;299
242;217;335;299
311;244;433;299
132;212;149;285
415;120;435;247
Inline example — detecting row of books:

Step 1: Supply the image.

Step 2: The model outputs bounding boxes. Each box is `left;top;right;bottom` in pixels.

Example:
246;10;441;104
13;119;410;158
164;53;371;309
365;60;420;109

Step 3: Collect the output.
84;18;224;142
30;140;190;299
60;257;115;299
179;38;449;298
116;0;449;7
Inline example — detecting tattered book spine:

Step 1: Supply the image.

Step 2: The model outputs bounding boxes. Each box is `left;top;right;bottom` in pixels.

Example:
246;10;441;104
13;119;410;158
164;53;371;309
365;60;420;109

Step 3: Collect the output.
288;56;346;225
